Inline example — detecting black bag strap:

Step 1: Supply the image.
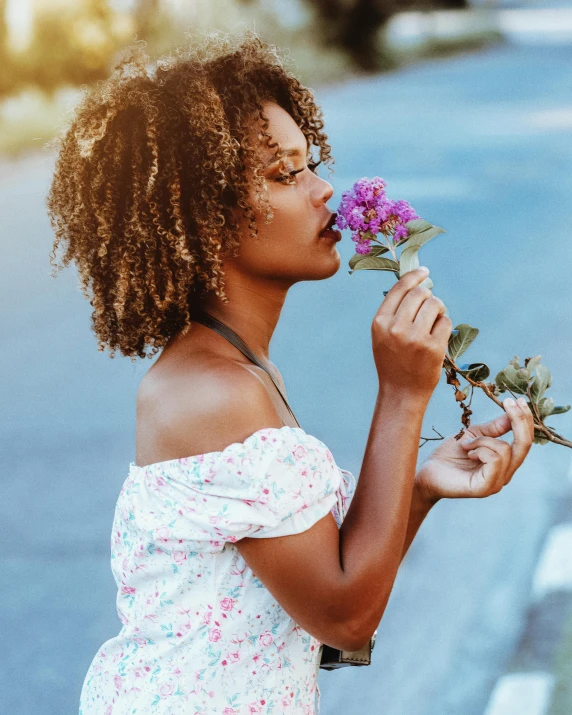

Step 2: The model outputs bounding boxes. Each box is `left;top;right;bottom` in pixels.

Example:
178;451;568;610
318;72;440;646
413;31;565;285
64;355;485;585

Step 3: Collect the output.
191;310;301;428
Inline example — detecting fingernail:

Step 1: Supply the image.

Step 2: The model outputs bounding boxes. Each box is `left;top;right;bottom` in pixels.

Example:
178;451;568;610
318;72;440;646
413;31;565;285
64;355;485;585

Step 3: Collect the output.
505;398;516;407
419;266;429;274
517;397;527;407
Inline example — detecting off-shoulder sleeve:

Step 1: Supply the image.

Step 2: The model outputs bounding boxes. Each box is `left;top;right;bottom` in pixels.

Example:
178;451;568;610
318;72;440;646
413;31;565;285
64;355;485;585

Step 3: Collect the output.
124;426;343;553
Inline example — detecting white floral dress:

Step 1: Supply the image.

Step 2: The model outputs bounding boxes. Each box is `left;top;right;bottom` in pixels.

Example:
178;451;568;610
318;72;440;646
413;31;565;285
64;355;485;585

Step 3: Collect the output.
79;425;357;715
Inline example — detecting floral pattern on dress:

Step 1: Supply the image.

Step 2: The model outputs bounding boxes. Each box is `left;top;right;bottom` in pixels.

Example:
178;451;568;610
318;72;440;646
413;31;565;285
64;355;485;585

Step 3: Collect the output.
79;426;357;714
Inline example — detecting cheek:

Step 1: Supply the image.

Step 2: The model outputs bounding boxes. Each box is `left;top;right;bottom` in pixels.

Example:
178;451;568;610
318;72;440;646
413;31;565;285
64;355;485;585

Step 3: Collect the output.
239;186;312;248
267;193;311;231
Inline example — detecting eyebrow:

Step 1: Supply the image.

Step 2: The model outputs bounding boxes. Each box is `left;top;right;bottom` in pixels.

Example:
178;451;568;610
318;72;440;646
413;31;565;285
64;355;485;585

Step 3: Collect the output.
264;147;306;169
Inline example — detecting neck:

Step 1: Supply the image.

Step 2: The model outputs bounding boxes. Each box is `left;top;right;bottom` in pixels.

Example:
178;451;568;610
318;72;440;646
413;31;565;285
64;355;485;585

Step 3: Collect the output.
192;267;290;362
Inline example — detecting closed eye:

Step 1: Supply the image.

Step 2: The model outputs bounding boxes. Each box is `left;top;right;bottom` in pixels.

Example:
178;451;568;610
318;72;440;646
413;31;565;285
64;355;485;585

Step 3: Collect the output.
274;160;322;184
274;167;304;184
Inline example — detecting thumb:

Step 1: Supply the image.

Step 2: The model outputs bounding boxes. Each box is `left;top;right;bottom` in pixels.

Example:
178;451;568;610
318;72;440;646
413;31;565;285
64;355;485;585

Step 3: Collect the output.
460;412;512;445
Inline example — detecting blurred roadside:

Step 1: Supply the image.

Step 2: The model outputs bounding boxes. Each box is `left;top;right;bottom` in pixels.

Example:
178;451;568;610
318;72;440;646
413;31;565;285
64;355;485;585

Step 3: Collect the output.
483;487;572;715
1;0;560;158
551;600;572;714
3;0;572;158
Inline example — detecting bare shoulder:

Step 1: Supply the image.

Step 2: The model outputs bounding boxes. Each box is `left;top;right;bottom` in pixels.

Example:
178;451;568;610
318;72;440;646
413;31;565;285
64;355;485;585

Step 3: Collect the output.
136;355;284;465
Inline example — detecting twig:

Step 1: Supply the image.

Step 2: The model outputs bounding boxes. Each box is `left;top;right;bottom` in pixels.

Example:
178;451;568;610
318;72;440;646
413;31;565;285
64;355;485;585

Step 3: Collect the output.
526;384;543;425
466;384;475;409
419;427;445;449
443;355;572;449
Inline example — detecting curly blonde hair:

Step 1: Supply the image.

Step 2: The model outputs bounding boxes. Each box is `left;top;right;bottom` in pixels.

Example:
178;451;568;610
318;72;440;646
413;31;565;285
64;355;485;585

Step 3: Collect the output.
47;30;334;361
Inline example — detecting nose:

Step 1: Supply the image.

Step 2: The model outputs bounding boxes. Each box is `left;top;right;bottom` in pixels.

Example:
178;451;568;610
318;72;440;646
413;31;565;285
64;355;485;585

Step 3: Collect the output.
311;174;334;206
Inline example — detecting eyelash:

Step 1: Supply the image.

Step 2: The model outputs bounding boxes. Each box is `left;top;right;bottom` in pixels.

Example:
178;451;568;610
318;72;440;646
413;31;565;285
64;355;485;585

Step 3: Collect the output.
274;161;322;184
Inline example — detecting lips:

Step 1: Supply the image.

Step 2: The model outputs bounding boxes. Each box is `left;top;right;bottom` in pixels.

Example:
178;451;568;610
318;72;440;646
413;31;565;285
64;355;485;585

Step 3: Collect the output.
318;213;342;241
320;213;337;234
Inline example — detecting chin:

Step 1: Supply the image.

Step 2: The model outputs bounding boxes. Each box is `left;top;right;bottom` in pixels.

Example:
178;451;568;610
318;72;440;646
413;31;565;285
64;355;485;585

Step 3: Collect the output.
315;251;341;280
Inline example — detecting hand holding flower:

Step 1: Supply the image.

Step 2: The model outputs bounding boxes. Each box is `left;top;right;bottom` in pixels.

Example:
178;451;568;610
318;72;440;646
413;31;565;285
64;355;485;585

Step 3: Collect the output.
336;176;571;450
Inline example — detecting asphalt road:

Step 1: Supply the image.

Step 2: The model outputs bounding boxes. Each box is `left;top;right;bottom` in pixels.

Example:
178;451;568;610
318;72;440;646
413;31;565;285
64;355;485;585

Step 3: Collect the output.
1;41;572;715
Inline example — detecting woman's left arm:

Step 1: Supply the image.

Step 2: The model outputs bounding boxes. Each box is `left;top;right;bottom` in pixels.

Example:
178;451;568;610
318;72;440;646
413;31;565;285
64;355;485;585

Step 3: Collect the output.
400;396;535;561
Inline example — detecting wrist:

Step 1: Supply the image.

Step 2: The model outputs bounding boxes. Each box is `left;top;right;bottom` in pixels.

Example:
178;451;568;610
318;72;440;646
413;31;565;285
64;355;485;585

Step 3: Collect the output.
376;384;431;416
412;474;441;509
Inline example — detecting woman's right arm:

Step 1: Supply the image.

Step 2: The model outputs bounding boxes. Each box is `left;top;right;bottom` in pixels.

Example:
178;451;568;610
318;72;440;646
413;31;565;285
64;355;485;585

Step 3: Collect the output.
236;267;452;652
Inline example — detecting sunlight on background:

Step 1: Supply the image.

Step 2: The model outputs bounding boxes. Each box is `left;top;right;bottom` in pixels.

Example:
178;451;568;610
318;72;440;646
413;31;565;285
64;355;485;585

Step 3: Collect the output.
0;0;507;157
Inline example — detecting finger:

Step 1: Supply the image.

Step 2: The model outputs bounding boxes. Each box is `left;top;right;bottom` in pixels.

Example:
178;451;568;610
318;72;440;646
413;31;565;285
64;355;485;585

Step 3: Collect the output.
430;312;453;341
504;397;534;474
461;435;512;456
466;445;500;462
463;434;512;480
520;397;535;441
379;267;430;318
462;399;535;443
466;446;505;496
461;437;512;468
393;286;436;331
462;412;512;440
410;294;446;337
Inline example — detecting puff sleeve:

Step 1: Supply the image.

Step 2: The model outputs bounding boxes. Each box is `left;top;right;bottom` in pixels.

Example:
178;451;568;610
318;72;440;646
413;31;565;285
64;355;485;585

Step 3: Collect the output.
123;426;344;554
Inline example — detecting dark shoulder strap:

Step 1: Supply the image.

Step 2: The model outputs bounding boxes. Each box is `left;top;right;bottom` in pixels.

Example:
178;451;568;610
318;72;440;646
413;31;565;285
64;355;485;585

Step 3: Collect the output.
191;310;301;428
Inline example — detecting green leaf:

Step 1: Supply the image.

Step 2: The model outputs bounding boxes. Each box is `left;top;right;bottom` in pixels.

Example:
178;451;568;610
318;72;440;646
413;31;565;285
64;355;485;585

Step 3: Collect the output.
530;364;552;403
551;405;571;415
392;219;433;248
459;385;471;399
525;355;542;374
369;244;390;257
368;244;389;258
349;256;400;275
348;253;361;270
509;356;521;370
448;324;479;362
391;220;433;249
348;245;389;270
537;397;554;419
495;365;529;395
405;219;435;235
458;362;490;382
398;221;446;278
533;430;550;445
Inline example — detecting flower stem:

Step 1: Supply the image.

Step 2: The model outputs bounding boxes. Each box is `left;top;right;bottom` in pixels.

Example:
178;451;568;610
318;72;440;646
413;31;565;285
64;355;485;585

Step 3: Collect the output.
380;233;398;262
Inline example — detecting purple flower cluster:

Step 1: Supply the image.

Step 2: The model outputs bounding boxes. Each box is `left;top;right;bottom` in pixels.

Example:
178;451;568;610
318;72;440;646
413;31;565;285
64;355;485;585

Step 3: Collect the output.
335;177;420;255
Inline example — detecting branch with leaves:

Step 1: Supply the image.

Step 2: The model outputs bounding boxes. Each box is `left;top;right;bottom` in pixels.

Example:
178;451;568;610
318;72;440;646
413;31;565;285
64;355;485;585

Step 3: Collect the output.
336;177;571;448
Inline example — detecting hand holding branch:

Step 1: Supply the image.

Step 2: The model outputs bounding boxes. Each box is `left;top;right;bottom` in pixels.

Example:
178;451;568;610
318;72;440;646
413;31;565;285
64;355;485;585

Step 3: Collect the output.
414;396;535;502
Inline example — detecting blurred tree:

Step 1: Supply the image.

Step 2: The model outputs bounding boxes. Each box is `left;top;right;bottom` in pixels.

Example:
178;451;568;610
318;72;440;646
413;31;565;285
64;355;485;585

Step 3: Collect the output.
132;0;189;59
0;0;17;96
135;0;160;39
17;0;125;97
0;0;6;57
305;0;468;70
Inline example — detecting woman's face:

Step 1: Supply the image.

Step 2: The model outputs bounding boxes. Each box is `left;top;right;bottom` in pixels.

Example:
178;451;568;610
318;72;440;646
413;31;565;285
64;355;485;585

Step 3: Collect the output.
229;101;341;285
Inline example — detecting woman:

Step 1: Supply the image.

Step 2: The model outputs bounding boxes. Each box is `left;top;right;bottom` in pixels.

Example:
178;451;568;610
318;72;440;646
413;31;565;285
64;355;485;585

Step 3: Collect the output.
47;30;534;715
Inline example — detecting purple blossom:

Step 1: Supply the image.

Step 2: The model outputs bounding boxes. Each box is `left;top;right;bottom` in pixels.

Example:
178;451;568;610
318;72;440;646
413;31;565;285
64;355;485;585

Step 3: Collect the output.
335;176;419;253
355;239;372;255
